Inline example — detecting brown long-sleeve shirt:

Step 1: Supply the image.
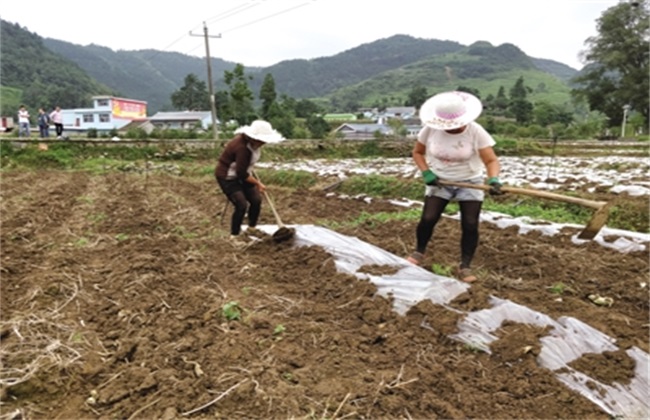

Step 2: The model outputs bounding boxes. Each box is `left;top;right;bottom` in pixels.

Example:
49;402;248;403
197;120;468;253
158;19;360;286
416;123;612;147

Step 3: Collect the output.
215;134;255;181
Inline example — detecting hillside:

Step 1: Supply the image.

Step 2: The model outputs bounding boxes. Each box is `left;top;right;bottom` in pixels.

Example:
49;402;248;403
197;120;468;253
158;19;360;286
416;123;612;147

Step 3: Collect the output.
1;20;579;115
327;42;575;108
42;39;245;113
0;20;114;116
250;35;466;98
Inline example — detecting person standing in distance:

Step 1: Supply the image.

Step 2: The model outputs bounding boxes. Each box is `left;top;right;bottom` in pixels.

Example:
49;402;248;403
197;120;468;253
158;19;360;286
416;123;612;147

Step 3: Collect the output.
37;108;51;138
215;120;285;245
406;91;504;283
17;105;30;138
50;106;64;139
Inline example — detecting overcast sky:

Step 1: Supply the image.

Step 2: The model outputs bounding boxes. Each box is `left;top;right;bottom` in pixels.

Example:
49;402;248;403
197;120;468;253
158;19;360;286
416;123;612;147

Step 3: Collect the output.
1;0;622;71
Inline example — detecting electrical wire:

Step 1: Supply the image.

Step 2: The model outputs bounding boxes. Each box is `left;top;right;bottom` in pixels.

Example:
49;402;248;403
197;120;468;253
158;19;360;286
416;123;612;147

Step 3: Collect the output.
145;1;316;62
220;1;313;34
144;3;257;60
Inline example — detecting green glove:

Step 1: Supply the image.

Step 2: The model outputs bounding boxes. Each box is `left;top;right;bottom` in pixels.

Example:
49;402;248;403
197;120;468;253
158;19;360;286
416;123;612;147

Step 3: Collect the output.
422;169;439;186
487;176;504;196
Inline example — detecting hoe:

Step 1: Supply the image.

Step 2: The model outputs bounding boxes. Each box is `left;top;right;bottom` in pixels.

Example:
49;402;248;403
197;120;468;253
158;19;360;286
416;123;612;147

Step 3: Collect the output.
438;180;611;240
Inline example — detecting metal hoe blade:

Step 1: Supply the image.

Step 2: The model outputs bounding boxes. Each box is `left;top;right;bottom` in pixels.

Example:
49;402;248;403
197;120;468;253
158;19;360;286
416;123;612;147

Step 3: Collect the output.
577;202;611;240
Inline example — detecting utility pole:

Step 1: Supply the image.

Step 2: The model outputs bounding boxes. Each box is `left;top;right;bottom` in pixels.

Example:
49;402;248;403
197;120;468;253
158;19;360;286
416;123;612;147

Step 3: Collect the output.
622;104;631;138
190;22;221;140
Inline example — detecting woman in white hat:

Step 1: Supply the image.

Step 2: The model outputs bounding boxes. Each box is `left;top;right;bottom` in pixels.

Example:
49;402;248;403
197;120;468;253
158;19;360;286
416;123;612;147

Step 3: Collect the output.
215;120;285;242
407;91;503;282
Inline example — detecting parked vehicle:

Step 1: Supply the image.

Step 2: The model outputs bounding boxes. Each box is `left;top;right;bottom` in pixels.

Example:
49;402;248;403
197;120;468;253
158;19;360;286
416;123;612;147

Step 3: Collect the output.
0;116;15;132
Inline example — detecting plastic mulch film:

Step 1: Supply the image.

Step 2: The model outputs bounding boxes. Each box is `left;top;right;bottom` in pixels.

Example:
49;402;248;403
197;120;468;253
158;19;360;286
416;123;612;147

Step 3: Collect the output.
288;224;469;314
255;224;649;419
451;297;649;418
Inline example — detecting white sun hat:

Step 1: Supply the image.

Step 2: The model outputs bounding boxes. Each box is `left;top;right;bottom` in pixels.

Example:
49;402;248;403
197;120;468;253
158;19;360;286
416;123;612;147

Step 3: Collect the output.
419;91;483;130
235;120;285;144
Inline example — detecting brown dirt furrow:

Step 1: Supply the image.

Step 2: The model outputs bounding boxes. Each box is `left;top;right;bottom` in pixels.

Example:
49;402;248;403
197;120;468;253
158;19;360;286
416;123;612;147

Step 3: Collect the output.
0;170;647;419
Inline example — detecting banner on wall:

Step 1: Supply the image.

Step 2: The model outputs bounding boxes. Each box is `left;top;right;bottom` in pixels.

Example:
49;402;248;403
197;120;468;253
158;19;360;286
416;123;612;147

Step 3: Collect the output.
112;99;147;119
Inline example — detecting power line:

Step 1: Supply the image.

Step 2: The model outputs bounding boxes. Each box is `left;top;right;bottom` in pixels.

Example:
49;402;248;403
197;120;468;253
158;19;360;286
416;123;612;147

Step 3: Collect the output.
220;1;313;34
143;3;258;60
204;2;262;26
145;1;317;66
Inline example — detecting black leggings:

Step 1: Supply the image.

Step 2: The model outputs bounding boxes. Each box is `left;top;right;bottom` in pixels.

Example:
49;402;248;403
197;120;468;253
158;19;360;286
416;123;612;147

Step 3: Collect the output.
415;196;482;269
217;178;262;235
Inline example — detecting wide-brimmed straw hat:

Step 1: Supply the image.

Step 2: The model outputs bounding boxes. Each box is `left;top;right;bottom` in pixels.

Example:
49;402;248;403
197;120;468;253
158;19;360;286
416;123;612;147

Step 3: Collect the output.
235;120;285;144
419;91;483;130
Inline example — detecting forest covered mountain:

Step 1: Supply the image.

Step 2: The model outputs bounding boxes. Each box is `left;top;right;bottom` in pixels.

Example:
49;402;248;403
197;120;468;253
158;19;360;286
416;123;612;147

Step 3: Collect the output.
1;18;579;115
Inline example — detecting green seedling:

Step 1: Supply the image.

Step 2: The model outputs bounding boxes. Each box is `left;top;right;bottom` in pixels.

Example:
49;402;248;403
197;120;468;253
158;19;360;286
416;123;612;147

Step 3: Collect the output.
115;233;129;241
222;301;242;321
547;282;567;295
273;324;286;335
431;263;453;277
74;237;89;247
173;225;197;239
87;213;106;223
281;372;295;383
463;342;486;353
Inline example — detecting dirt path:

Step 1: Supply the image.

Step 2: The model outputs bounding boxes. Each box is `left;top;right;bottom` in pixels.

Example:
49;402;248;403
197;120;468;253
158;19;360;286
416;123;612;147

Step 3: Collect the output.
1;171;648;419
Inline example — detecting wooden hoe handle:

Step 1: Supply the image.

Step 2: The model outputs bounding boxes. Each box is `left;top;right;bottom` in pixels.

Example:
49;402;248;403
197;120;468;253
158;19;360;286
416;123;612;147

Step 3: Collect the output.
438;180;607;210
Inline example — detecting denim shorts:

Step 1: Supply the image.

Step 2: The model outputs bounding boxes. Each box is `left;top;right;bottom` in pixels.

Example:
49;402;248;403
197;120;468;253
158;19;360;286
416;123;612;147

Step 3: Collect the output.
425;178;484;201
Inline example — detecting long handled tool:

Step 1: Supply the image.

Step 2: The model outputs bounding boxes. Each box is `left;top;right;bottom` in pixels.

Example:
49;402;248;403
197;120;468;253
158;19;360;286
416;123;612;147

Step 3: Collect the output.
438;180;611;240
252;171;295;243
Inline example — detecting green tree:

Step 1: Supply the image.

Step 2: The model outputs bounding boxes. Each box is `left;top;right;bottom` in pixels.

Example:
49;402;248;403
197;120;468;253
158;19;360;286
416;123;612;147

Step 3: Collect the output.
294;99;322;118
494;86;509;115
572;0;649;127
266;95;296;138
215;90;231;123
405;86;428;109
224;64;256;126
508;77;533;124
170;74;211;110
386;118;406;138
533;101;574;127
259;73;277;120
306;115;330;139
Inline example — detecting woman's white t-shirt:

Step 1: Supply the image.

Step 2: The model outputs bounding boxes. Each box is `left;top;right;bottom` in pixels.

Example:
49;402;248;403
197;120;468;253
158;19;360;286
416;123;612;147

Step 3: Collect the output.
417;122;495;181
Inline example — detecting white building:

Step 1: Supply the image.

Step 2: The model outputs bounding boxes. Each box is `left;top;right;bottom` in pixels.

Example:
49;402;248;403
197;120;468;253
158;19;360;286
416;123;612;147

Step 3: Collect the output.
148;111;214;131
61;96;147;133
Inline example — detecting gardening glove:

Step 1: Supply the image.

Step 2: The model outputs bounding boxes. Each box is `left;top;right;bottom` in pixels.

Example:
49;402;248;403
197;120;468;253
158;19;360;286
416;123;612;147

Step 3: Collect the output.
487;176;504;196
421;169;439;186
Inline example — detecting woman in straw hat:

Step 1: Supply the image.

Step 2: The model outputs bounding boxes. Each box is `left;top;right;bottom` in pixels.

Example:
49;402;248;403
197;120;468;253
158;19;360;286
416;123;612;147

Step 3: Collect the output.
215;120;285;243
406;91;503;282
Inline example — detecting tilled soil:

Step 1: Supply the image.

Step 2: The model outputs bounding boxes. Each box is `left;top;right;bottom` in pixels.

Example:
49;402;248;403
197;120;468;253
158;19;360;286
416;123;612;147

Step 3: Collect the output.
0;170;648;419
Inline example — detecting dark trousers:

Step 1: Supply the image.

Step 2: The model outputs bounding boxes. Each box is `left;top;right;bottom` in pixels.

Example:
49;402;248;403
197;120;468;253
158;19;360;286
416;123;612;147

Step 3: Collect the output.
416;196;482;268
39;125;49;138
217;177;262;235
54;123;63;137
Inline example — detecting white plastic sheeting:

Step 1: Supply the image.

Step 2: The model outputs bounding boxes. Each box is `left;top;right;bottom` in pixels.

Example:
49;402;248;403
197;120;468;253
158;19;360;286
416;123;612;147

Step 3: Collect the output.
254;224;650;419
460;211;650;253
256;155;650;197
452;297;649;418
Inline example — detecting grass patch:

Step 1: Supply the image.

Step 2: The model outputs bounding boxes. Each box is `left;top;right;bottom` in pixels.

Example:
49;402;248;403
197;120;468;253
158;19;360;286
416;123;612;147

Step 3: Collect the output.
255;168;317;189
338;174;421;199
326;209;420;229
483;198;594;226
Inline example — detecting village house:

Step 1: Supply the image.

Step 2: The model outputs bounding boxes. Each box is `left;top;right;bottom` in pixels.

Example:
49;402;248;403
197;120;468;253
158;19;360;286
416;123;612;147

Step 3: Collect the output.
148;111;214;131
61;96;147;133
334;123;393;140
